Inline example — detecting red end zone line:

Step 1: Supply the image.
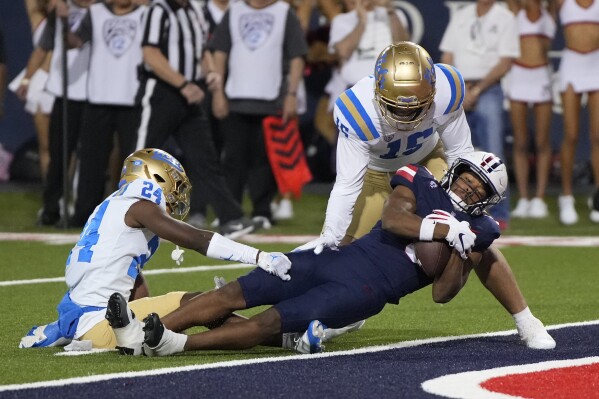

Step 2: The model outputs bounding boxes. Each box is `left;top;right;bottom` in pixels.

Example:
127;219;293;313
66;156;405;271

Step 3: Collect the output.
1;232;599;247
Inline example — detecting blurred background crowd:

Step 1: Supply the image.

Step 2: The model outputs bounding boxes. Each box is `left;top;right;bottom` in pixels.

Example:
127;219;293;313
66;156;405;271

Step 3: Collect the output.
0;0;598;231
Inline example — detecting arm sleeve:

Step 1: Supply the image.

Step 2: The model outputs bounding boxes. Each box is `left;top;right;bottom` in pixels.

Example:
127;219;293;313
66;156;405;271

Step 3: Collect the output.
471;215;501;252
322;134;370;243
75;11;93;44
209;10;231;52
436;108;474;167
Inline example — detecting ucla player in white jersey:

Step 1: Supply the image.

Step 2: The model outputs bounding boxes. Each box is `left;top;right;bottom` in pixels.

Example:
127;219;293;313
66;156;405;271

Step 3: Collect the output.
295;42;555;350
20;148;291;354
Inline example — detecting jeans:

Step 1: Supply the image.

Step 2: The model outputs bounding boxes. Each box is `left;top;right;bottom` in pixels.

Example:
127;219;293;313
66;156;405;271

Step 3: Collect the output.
466;84;510;222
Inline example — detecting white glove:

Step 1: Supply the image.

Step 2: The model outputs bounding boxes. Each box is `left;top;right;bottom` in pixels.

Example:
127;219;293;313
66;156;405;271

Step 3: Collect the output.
171;245;185;266
292;234;337;255
257;251;291;281
426;209;476;259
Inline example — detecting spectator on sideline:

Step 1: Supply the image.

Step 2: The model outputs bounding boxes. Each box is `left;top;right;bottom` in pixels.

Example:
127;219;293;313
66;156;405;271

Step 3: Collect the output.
139;152;554;356
56;0;147;227
551;0;599;225
19;148;291;352
16;0;94;226
506;0;556;219
12;0;55;181
440;0;520;230
136;0;255;239
210;0;308;228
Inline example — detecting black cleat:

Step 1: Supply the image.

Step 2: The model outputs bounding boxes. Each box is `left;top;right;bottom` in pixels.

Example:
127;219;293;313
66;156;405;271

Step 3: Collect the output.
143;313;164;348
105;292;134;328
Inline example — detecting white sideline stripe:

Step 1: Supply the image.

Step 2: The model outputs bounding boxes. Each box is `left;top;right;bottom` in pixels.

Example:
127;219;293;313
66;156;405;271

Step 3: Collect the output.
0;264;253;287
422;357;599;398
3;232;599;247
1;319;597;393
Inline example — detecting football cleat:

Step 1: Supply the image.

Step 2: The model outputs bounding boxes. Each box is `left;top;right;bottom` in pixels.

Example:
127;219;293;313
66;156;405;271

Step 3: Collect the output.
142;313;187;357
516;316;556;350
19;321;71;348
105;292;144;355
322;320;366;343
294;320;325;354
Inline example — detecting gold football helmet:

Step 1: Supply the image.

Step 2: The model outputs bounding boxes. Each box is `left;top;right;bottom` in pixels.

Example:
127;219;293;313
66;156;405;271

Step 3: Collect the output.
120;148;191;220
374;41;436;131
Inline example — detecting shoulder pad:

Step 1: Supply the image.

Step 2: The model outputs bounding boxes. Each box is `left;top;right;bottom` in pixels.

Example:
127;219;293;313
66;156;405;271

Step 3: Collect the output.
391;164;433;188
333;77;380;142
434;64;465;116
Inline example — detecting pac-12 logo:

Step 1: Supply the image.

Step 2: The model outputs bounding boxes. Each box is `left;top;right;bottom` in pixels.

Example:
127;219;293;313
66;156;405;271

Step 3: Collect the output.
239;13;274;51
103;18;138;58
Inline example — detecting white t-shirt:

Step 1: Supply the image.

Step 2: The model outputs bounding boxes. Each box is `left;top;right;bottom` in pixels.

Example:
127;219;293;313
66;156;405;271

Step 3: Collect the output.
329;7;408;86
65;178;166;337
439;3;519;80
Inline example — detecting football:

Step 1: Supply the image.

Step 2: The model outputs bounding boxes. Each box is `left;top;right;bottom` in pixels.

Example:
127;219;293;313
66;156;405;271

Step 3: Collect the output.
414;241;452;278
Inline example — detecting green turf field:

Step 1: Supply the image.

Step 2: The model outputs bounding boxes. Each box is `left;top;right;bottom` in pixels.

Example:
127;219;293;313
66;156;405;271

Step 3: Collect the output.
0;188;598;386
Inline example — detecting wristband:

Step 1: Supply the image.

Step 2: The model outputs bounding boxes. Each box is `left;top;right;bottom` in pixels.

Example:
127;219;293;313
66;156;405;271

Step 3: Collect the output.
419;218;436;241
21;78;31;86
177;80;189;90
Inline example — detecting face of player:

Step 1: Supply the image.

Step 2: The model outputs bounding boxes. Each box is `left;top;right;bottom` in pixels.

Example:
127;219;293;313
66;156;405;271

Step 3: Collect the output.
450;171;488;206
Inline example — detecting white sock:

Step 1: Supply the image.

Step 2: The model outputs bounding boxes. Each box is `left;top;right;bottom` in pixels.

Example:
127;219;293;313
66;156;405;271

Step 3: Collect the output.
512;306;534;326
113;318;144;347
281;332;300;350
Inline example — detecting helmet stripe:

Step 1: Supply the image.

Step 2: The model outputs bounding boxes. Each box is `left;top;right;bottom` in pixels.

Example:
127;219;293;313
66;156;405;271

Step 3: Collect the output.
336;90;379;141
437;64;465;115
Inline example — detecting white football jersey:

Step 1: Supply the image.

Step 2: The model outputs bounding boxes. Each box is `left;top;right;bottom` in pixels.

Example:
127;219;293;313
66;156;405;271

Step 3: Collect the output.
324;64;474;242
65;178;166;337
333;63;473;173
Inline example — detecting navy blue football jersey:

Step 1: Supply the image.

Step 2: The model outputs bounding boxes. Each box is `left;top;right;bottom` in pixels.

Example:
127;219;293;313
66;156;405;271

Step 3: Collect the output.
365;164;500;252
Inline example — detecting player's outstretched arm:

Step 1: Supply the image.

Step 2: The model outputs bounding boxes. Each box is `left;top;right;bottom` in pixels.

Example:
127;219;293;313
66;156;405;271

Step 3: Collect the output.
126;200;291;280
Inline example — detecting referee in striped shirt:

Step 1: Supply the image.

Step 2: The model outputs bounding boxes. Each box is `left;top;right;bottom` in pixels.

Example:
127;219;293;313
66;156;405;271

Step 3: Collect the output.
136;0;254;238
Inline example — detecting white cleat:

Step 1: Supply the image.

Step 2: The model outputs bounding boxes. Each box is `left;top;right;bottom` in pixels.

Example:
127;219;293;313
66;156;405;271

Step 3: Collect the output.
272;198;294;221
294;320;325;354
322;320;366;343
516;316;556;350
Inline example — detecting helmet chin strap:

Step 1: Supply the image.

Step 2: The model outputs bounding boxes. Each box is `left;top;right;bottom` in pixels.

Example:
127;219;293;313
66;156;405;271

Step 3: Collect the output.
448;190;467;213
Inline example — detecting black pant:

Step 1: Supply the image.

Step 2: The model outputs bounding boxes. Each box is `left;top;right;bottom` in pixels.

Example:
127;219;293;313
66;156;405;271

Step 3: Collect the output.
42;98;86;217
73;103;140;222
136;78;243;224
221;112;278;219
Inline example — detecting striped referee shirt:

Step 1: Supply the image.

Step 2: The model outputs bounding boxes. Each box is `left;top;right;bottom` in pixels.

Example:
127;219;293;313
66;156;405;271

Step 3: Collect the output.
141;0;208;82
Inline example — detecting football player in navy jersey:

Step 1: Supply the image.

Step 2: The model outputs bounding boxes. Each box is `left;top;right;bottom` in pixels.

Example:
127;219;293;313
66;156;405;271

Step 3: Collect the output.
19;148;291;354
141;151;554;356
295;41;555;351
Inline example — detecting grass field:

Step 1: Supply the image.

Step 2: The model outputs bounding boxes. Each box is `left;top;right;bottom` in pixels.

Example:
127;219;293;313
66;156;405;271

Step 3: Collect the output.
1;186;598;388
